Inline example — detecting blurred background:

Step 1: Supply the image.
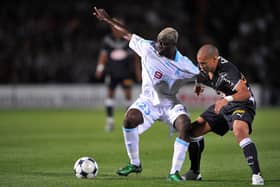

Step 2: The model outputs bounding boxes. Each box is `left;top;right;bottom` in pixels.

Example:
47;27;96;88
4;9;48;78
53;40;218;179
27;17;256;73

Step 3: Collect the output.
0;0;279;107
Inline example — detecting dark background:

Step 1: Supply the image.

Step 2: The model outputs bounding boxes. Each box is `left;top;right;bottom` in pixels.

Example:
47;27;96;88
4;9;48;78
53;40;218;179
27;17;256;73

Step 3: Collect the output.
0;0;279;104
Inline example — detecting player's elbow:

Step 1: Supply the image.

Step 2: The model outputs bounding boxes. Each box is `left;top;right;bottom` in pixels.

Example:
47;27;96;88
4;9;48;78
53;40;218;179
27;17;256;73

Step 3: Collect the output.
236;82;251;101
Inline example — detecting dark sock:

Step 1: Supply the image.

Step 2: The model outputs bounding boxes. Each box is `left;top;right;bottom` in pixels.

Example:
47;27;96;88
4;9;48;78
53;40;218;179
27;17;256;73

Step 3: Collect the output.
106;106;113;117
242;142;261;174
189;137;204;174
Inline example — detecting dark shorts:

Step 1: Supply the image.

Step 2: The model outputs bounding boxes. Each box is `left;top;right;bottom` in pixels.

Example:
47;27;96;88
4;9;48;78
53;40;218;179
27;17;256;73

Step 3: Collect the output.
105;75;133;90
201;102;255;136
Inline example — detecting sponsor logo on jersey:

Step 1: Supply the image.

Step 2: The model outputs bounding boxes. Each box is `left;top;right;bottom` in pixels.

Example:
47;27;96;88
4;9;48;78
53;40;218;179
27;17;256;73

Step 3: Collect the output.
219;72;235;88
232;109;245;118
154;71;163;79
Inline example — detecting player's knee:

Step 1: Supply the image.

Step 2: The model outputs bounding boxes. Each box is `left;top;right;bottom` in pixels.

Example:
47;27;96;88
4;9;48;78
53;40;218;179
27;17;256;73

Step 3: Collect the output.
175;116;187;127
190;120;209;138
233;121;249;141
174;115;191;140
233;128;249;143
124;109;143;128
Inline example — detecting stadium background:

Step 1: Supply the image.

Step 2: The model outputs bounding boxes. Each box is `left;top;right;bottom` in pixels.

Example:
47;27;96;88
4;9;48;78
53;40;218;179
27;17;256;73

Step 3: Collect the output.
0;0;279;107
0;1;280;187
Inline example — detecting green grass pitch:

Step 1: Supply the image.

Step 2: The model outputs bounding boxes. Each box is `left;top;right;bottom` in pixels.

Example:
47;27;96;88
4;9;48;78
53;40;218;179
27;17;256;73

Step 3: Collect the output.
0;108;279;187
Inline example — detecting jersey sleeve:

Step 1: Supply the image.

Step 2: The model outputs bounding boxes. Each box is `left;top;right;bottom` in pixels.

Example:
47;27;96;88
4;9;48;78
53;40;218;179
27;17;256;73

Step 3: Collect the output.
220;64;241;91
183;56;200;76
129;34;151;58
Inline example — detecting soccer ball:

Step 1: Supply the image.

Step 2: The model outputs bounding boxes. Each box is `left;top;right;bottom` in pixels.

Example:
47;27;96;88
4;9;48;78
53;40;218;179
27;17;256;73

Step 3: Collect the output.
73;156;98;179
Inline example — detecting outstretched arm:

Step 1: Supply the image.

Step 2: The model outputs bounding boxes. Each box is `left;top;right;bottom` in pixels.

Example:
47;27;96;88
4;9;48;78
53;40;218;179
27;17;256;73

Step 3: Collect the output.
93;7;132;41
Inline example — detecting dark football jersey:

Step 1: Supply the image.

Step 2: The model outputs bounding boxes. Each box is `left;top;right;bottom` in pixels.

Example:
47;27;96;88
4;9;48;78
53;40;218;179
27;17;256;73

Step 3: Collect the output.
197;56;255;104
197;56;257;135
101;34;134;78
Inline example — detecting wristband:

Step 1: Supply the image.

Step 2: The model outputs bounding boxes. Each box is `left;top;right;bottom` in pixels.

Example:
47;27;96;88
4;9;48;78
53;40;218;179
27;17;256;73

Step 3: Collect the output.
225;96;234;102
96;64;105;72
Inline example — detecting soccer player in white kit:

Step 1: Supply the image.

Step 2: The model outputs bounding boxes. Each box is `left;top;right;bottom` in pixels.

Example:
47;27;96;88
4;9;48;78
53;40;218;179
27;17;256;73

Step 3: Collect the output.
93;7;199;181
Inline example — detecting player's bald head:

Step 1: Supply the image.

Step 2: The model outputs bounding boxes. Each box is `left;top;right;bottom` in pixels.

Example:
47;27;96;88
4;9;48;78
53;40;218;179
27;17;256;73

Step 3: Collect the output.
196;44;220;72
197;44;219;60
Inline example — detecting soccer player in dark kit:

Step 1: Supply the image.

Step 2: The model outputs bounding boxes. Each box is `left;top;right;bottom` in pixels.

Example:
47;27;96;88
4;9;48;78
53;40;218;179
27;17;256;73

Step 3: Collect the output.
95;17;141;132
183;44;264;185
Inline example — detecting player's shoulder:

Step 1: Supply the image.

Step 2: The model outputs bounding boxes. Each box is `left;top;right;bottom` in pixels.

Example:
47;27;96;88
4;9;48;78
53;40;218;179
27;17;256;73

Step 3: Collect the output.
175;51;199;74
174;50;187;62
218;56;239;73
131;34;153;46
176;51;195;65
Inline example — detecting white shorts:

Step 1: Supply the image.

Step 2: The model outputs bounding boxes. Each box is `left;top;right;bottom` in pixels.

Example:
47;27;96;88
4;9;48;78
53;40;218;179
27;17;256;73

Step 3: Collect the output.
127;97;190;135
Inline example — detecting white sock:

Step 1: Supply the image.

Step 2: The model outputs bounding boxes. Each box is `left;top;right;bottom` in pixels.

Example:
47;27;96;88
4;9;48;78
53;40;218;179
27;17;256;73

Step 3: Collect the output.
239;137;252;148
105;98;114;106
123;127;140;166
170;137;189;174
106;117;114;124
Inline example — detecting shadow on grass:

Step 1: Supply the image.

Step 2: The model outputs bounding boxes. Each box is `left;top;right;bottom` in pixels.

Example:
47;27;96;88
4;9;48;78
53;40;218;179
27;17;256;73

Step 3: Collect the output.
194;178;280;185
95;174;167;181
26;172;280;185
27;171;167;181
27;171;71;177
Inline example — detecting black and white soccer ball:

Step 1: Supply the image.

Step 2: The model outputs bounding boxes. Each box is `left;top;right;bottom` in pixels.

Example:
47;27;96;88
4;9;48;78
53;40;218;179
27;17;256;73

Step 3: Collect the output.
73;156;98;179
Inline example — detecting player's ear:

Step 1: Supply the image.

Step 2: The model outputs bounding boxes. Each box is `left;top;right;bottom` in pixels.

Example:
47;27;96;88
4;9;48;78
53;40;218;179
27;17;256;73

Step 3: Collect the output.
213;55;219;62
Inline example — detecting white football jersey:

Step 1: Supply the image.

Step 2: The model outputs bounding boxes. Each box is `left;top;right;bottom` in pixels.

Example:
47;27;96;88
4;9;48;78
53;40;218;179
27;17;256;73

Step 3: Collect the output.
129;34;199;105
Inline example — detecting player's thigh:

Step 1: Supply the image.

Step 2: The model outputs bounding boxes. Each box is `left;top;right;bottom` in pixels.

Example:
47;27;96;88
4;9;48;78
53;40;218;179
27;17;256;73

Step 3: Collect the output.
128;98;160;134
123;87;132;100
163;104;190;130
231;108;254;134
121;78;133;89
124;109;143;128
201;105;229;136
232;120;250;143
191;117;212;137
105;75;119;91
121;78;133;99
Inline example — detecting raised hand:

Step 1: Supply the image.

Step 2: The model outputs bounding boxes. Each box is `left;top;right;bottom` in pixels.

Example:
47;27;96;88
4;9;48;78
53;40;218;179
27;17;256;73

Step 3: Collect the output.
193;84;204;96
92;6;132;41
214;98;228;114
93;6;110;22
